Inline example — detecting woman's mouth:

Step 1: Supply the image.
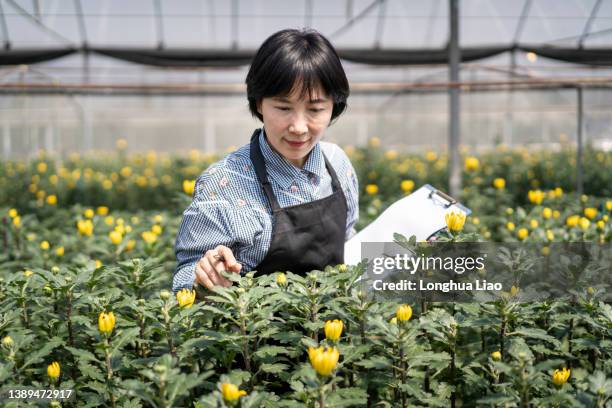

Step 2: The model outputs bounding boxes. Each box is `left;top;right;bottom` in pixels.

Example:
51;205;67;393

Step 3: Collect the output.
285;139;308;148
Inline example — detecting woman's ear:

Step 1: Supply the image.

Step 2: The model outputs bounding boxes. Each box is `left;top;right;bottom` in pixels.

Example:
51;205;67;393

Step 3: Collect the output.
256;100;262;115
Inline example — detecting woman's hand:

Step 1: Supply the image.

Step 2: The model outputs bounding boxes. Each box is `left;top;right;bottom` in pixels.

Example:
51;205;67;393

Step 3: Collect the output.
194;245;242;290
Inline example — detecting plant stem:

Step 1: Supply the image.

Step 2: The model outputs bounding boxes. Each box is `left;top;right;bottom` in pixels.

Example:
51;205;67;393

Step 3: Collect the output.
318;381;325;408
104;337;116;408
161;303;176;357
66;290;74;347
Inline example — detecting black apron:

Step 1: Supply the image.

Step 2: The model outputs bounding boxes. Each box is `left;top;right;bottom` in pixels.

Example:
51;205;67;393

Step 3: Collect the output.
249;129;347;276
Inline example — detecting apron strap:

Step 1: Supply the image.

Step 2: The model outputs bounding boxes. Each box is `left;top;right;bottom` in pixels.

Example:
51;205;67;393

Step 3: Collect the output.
250;130;281;212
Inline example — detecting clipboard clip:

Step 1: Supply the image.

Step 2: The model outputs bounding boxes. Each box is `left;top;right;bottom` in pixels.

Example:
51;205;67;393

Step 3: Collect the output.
428;188;457;208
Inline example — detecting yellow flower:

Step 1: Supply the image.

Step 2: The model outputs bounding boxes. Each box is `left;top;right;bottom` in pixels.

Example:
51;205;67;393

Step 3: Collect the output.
176;288;196;308
183;180;196;196
47;361;60;380
2;335;13;348
308;346;340;377
8;208;18;218
102;180;113;190
98;311;116;335
368;137;381;148
40;241;50;250
56;246;64;257
554;187;563;197
490;351;502;361
579;217;590;230
77;219;94;236
530;219;538;229
37;162;48;173
546;230;554;241
552;367;570;387
445;211;466;232
389;317;397;325
12;216;21;228
542;208;552;219
46;195;57;205
517;228;528;240
384;150;398;160
220;383;247;402
95;260;102;269
506;222;515;231
596;220;605;230
553;210;561;219
151;224;163;235
541;246;550;256
365;184;379;195
109;230;123;245
584;208;597;219
527;190;544;205
400;180;415;193
510;285;520;297
493;178;505;189
425;151;437;161
125;239;136;251
141;231;158;244
120;166;132;178
84;208;94;219
606;200;612;211
396;304;413;321
116;138;128;149
324;319;343;342
464;156;479;171
566;215;580;227
506;207;514;215
276;272;287;287
96;206;109;216
154;214;164;223
24;269;33;278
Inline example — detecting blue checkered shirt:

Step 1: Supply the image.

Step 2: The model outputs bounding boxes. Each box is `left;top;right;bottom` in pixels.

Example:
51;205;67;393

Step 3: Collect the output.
173;129;359;292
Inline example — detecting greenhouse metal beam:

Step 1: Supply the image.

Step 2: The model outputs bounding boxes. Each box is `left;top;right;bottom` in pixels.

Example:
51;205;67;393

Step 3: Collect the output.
579;0;603;48
0;0;10;50
331;0;381;40
374;0;386;48
449;0;461;198
513;0;532;44
305;0;313;28
153;0;165;49
73;0;87;46
576;87;584;195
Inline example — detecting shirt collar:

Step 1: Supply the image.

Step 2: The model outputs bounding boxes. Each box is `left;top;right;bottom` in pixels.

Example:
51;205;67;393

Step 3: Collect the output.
258;128;325;189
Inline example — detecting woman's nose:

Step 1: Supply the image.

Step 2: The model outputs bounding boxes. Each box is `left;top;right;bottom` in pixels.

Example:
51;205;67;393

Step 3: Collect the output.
288;113;308;135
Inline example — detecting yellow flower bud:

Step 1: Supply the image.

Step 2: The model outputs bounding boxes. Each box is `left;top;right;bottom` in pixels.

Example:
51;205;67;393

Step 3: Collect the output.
308;346;340;377
24;269;33;278
324;319;343;342
517;228;528;240
47;361;60;380
95;260;102;269
530;219;538;229
46;195;57;205
151;225;162;235
445;211;466;232
109;230;123;246
159;290;171;301
510;285;520;297
276;272;287;287
12;216;21;228
542;208;552;219
183;180;196;196
493;178;505;189
365;184;379;195
389;317;397;325
125;239;136;251
552;367;570;387
401;180;415;193
220;383;247;402
368;137;381;148
84;208;94;219
491;351;502;361
584;207;597;219
141;231;158;244
8;208;18;218
527;190;544;205
579;217;590;230
506;222;515;231
464;156;479;171
176;288;196;308
96;206;109;216
77;219;94;236
98;311;116;335
40;241;50;250
2;335;13;348
55;246;64;257
396;304;413;321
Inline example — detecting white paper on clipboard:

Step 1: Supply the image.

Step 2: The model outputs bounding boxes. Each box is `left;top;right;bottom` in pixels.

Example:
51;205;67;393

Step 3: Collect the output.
344;184;471;266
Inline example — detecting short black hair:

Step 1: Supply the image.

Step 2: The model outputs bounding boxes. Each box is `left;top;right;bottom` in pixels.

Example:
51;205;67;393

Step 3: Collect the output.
246;28;349;123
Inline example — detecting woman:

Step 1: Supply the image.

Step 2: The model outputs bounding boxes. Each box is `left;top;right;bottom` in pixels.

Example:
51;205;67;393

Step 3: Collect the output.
173;28;359;293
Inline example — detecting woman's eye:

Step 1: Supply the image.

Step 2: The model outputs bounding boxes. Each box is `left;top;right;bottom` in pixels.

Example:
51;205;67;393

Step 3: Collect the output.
276;106;291;111
309;108;324;113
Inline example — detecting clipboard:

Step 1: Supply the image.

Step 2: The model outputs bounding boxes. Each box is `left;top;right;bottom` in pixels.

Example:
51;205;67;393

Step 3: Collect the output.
344;184;471;266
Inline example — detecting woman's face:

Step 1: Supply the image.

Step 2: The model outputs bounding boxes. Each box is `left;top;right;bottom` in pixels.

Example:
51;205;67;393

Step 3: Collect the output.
257;85;333;168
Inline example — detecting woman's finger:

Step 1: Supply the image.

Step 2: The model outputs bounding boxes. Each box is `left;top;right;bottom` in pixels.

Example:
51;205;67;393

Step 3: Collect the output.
195;262;214;290
205;252;232;287
200;256;223;287
216;245;241;274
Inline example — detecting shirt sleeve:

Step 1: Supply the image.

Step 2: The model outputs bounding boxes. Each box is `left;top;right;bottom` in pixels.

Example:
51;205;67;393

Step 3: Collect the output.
173;164;267;292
